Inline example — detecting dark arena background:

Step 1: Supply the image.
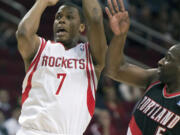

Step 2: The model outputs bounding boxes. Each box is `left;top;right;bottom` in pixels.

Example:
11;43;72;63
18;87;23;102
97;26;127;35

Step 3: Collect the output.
0;0;179;135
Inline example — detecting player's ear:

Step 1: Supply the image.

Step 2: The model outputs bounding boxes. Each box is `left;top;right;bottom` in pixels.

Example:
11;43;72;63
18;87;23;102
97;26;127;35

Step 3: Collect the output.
79;24;85;33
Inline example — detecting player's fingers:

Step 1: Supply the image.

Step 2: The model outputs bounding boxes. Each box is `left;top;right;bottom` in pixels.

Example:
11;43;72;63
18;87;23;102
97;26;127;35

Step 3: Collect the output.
113;0;119;12
105;7;112;19
107;0;115;15
124;11;129;17
118;0;125;12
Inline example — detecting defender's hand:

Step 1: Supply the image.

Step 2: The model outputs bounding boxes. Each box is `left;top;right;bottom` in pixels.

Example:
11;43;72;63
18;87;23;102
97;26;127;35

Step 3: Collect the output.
105;0;130;36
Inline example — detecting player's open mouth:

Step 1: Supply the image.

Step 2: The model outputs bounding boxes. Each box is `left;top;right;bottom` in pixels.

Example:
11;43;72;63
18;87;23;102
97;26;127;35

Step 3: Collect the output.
56;28;67;36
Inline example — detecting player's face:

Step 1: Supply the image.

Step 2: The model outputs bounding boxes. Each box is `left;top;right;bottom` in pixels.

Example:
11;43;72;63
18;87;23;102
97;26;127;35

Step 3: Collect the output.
53;5;83;45
158;45;180;83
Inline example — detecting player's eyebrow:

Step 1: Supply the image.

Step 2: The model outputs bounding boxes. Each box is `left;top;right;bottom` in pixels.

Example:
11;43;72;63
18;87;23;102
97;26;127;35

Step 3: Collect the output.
56;10;77;17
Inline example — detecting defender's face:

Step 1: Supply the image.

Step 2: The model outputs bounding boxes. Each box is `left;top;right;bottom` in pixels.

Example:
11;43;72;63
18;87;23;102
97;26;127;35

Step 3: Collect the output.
158;46;180;83
53;5;82;44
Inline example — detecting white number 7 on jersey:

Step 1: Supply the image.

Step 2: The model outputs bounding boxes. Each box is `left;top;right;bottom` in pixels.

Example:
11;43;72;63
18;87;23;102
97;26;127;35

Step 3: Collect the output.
56;73;67;95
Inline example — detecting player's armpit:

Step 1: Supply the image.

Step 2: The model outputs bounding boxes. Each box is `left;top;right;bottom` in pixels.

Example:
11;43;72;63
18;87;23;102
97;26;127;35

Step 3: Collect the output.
16;33;40;62
16;0;53;67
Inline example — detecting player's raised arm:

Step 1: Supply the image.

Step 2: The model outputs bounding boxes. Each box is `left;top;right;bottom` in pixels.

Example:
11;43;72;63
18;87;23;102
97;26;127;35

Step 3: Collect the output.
16;0;58;71
82;0;107;80
105;0;158;89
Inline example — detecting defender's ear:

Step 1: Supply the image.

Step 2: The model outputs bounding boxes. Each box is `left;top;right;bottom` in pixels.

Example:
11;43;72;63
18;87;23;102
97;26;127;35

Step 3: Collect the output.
79;24;85;33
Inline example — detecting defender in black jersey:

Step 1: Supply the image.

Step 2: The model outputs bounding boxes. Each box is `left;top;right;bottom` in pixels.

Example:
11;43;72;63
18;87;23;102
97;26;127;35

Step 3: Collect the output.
104;0;180;134
127;81;180;135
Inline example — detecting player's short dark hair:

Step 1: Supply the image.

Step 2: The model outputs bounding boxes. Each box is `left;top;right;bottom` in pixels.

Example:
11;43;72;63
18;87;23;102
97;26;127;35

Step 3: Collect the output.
58;2;85;24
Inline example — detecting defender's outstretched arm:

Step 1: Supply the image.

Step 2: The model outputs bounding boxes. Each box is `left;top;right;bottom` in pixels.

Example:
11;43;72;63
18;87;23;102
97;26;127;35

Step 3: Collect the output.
105;0;157;89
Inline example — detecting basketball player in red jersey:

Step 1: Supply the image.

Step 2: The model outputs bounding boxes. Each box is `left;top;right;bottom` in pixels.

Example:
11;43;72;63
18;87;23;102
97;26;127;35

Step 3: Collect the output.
105;0;180;134
16;0;107;134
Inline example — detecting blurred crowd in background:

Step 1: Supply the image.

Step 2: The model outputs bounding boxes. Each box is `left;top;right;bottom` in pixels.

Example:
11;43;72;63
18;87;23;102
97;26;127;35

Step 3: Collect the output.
0;0;180;135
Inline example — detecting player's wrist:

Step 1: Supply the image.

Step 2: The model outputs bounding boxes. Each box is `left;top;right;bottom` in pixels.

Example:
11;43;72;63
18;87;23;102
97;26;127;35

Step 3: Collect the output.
35;0;49;7
113;32;127;38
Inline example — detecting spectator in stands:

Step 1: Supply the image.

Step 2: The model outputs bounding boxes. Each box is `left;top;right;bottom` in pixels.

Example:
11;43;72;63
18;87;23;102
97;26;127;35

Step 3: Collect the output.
170;10;180;40
0;20;16;50
128;0;180;42
128;5;138;19
96;109;111;135
168;0;180;11
139;6;151;27
4;107;21;135
118;83;142;102
0;110;8;135
103;86;133;135
0;20;9;47
0;89;11;119
85;109;121;135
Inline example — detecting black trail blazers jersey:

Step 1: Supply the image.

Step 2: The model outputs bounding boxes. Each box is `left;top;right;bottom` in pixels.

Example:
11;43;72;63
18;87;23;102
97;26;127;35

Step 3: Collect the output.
127;81;180;135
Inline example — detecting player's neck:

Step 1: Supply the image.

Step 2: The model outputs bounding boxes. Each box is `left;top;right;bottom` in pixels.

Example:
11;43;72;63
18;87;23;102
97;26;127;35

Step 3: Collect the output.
64;41;78;49
61;37;80;49
57;39;78;49
166;81;180;94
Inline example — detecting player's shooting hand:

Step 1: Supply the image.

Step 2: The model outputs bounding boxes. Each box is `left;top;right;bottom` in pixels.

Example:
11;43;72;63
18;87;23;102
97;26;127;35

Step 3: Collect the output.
105;0;130;36
36;0;59;6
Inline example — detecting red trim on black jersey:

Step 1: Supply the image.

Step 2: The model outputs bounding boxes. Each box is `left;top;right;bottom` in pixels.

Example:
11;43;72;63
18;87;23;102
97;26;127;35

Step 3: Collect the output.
22;39;47;105
85;44;95;117
163;85;180;98
129;116;142;135
146;81;161;92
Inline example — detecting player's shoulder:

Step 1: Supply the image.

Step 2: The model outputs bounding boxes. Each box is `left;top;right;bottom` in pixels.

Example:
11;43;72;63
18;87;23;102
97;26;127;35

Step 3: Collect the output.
146;80;161;91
